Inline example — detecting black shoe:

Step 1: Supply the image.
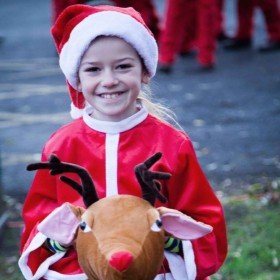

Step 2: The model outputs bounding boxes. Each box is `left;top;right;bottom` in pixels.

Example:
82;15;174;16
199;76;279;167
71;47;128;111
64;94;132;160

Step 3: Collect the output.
179;50;195;57
158;64;172;74
200;63;215;71
223;38;252;50
217;32;230;42
258;40;280;52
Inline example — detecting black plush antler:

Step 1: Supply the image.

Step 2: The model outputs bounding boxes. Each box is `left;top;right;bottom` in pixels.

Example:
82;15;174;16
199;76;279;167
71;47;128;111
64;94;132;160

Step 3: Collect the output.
27;154;99;208
134;152;171;205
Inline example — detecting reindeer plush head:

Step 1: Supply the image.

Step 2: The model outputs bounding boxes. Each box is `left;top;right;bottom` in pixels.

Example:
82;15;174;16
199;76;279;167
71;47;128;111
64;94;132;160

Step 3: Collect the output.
27;153;212;280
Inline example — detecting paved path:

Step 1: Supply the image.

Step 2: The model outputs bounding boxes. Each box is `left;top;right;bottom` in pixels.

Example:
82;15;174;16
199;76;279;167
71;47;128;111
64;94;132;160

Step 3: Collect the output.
0;0;279;200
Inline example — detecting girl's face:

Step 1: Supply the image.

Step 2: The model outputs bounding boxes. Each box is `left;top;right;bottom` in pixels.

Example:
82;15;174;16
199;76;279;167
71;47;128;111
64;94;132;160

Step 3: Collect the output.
78;36;149;122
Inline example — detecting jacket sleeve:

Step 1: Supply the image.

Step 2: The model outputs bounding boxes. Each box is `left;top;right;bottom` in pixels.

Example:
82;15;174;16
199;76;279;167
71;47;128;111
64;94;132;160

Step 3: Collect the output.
19;147;86;279
165;139;227;279
20;148;58;253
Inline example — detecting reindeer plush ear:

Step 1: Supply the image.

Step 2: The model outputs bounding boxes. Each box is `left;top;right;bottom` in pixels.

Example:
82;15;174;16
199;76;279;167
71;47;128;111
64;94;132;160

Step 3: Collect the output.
37;202;85;246
158;207;213;240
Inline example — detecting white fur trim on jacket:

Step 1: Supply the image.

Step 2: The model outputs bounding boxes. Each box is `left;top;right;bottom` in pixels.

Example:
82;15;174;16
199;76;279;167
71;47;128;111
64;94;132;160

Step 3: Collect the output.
163;240;197;280
18;232;87;280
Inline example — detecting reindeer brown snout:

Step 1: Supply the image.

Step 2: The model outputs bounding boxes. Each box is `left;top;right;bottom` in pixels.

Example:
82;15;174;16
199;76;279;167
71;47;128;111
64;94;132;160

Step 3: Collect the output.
109;251;134;272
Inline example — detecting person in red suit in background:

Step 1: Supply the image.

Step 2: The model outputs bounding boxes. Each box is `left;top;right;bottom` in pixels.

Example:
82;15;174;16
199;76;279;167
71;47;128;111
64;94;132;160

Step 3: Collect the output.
51;0;86;24
112;0;160;41
224;0;280;51
158;0;223;73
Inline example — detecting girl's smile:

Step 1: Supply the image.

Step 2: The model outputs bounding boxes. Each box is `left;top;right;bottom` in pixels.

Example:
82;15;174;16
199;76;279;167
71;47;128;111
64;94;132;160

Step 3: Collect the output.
98;92;123;99
78;36;149;122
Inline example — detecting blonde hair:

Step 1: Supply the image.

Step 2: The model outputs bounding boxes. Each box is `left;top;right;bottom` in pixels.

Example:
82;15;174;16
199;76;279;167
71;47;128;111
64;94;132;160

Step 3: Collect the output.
137;85;183;131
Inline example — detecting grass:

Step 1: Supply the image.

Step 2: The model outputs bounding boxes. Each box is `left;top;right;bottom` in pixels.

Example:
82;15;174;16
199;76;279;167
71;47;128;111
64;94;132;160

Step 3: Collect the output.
0;195;22;280
0;180;279;279
213;180;280;280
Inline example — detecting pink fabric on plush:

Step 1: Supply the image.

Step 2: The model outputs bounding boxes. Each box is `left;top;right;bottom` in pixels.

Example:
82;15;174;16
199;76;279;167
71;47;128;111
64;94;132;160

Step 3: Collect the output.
161;213;213;240
38;203;80;246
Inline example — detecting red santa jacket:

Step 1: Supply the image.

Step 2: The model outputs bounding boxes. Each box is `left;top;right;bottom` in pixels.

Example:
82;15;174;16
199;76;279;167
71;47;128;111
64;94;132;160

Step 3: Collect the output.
19;106;227;280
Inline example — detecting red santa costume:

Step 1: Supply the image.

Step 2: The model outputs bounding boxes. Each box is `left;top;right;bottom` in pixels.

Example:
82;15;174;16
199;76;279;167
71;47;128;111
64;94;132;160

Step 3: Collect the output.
225;0;280;50
235;0;280;41
112;0;160;40
159;0;219;69
51;0;86;24
18;5;227;280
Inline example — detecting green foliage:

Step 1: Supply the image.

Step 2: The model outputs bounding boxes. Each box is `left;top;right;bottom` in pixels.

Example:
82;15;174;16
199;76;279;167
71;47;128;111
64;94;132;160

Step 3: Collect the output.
0;256;22;280
0;226;22;279
0;195;22;279
213;190;280;280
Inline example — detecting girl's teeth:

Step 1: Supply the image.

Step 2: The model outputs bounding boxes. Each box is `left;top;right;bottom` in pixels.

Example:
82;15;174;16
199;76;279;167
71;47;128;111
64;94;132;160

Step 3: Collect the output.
101;93;121;99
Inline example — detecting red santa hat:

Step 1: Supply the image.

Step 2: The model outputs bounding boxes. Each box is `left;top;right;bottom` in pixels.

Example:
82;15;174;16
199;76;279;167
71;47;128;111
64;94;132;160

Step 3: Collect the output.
51;4;158;118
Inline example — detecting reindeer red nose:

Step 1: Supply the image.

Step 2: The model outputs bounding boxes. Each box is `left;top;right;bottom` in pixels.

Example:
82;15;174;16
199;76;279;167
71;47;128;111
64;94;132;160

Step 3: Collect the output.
109;251;134;272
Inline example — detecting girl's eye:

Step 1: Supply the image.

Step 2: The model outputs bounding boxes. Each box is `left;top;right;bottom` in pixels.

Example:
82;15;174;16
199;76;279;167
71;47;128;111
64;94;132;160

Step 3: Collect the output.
85;67;99;72
117;64;132;70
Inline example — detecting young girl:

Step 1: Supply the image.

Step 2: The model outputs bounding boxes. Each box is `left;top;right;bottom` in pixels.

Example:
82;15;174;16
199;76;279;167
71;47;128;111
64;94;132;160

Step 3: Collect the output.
18;4;227;280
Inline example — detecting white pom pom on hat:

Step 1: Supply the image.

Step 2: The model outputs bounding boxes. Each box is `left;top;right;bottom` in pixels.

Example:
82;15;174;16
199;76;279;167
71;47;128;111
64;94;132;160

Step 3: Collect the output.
51;4;158;118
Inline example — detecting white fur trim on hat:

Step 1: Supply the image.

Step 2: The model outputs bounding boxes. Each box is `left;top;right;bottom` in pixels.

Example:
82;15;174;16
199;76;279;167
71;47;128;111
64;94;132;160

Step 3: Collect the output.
70;102;83;119
59;11;158;90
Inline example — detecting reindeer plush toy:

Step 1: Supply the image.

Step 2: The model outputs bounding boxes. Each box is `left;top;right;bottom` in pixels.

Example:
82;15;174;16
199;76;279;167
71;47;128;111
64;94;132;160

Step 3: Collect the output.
25;153;212;280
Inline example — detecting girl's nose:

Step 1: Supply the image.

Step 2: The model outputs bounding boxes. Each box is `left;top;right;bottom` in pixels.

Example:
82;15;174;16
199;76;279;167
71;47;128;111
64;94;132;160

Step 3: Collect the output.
101;70;118;87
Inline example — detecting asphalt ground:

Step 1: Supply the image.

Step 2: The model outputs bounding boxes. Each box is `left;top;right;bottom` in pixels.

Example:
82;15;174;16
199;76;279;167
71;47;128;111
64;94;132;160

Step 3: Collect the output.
0;0;279;201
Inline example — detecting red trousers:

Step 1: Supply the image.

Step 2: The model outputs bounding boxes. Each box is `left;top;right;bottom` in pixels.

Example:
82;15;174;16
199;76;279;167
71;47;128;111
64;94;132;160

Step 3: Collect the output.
235;0;280;41
159;0;220;66
112;0;160;40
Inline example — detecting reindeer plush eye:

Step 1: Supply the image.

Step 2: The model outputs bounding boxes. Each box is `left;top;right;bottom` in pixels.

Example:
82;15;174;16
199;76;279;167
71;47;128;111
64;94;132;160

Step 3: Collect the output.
151;219;162;232
80;221;91;232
